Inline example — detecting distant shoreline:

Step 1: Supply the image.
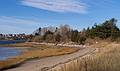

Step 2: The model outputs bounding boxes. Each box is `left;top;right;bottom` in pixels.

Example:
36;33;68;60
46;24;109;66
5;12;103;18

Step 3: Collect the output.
0;40;26;46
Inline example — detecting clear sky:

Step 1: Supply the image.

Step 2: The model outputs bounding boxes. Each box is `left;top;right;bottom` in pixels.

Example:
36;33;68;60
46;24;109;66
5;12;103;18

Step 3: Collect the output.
0;0;120;34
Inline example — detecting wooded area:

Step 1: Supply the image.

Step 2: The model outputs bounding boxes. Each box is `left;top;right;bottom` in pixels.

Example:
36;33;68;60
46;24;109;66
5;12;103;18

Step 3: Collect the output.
32;18;120;44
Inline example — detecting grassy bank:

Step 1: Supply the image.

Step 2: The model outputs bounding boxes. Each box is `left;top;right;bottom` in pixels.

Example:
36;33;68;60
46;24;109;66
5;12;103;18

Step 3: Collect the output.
0;42;35;47
51;42;120;71
0;42;79;70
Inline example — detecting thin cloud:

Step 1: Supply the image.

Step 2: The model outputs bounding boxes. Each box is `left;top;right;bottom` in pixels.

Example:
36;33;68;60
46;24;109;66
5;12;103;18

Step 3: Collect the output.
21;0;87;14
0;16;41;34
0;16;40;27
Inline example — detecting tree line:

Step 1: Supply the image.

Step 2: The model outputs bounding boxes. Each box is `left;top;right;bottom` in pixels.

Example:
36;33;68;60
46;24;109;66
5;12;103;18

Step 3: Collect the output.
85;18;120;41
31;18;120;44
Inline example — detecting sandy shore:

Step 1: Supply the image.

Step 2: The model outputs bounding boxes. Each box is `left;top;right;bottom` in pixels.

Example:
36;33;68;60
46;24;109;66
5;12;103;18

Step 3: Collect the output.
6;47;95;71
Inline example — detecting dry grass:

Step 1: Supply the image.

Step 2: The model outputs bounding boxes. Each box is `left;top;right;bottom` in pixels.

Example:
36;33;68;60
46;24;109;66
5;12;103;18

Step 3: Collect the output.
50;42;120;71
0;42;36;47
0;43;79;70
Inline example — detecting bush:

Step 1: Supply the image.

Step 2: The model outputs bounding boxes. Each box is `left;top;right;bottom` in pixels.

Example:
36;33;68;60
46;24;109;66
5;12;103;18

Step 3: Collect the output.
78;36;86;45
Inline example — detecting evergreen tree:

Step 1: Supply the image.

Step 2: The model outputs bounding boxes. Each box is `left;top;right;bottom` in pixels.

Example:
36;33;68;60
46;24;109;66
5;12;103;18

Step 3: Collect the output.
71;30;79;42
85;18;120;40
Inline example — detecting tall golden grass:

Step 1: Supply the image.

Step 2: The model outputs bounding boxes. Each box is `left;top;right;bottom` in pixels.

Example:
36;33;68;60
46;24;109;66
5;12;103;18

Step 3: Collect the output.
50;42;120;71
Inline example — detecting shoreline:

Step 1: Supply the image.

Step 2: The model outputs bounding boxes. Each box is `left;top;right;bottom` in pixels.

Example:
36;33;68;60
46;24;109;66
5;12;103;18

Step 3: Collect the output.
6;47;94;71
0;42;80;71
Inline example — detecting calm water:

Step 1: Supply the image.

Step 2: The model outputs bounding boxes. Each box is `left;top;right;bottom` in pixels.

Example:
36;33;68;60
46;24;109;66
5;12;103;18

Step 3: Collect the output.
0;40;26;45
0;47;22;60
0;40;26;60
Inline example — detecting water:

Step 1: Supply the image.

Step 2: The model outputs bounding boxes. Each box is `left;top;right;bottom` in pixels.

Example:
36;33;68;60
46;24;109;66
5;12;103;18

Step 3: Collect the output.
0;40;26;45
0;40;25;60
0;47;22;60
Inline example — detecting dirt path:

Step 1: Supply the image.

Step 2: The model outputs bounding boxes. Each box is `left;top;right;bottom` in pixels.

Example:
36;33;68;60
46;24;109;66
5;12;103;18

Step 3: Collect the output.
6;47;95;71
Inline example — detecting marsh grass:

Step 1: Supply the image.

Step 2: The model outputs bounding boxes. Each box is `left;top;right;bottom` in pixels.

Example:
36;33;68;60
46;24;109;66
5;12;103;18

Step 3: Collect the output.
0;43;79;70
50;43;120;71
0;42;34;47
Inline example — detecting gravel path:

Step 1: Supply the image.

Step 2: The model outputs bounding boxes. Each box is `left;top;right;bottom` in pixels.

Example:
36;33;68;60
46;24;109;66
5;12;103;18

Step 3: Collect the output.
6;47;95;71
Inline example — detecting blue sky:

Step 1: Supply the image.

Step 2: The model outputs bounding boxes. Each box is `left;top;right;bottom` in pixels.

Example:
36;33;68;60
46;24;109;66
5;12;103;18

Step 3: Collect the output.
0;0;120;34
